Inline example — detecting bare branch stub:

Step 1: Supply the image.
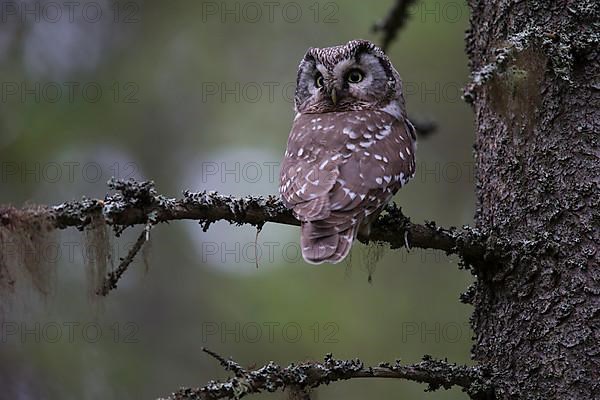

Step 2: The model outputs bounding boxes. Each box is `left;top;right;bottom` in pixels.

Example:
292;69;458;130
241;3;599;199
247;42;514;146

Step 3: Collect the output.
162;352;492;400
409;115;438;138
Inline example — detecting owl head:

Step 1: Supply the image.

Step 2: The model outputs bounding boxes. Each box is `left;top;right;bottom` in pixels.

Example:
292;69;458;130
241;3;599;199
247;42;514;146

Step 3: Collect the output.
294;39;405;116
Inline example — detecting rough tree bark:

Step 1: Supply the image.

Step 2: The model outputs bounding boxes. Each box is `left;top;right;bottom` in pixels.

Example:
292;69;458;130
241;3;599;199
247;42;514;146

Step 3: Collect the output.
465;1;599;398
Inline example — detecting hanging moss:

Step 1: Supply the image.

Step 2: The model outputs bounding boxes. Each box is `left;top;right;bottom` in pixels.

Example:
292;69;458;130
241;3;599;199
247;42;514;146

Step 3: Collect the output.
0;206;57;314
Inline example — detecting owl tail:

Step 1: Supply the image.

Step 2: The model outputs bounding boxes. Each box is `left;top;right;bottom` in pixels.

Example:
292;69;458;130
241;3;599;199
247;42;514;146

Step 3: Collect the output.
300;223;357;264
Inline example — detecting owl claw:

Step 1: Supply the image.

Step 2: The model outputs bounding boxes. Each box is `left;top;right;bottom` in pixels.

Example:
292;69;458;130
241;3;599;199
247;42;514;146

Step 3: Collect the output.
404;230;411;252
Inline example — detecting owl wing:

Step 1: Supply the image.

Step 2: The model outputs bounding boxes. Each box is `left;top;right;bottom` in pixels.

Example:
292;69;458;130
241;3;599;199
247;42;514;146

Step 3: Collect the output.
280;114;346;221
312;112;416;235
279;110;416;263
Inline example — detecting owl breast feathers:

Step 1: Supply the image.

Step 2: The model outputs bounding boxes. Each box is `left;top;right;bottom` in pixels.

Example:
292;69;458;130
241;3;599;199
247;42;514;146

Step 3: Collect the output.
279;39;416;264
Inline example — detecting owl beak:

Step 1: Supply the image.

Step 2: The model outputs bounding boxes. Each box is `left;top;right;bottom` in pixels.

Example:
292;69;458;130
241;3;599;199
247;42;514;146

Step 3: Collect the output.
330;88;337;105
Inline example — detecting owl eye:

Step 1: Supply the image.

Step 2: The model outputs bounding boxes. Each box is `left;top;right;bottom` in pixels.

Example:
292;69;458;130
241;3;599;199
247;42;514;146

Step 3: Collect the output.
347;69;364;83
315;74;325;88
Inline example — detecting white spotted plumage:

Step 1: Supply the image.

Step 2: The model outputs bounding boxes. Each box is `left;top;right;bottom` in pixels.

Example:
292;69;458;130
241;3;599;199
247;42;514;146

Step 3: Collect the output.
279;40;417;264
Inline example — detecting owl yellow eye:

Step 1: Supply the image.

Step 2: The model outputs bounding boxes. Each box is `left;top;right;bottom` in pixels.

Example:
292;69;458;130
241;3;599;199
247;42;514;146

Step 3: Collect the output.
347;69;364;83
315;74;324;88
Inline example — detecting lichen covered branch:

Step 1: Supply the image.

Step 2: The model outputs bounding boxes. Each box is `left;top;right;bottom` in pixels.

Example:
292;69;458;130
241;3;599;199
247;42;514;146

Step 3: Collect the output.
1;179;491;267
162;351;492;400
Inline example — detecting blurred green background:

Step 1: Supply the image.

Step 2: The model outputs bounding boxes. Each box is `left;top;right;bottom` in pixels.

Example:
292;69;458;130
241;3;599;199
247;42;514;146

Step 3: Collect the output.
0;0;475;398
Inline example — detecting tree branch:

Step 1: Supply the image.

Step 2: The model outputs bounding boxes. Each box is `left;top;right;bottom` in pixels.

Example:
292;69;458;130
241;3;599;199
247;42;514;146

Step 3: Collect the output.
0;179;490;268
161;351;492;400
372;0;418;52
373;2;438;137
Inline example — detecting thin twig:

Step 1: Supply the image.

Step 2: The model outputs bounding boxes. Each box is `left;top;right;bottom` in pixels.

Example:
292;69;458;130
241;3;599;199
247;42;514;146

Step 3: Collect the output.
202;347;247;378
96;227;148;296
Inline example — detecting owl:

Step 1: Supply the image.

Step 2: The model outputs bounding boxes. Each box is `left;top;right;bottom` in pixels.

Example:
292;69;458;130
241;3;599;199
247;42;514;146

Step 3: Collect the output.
279;39;416;264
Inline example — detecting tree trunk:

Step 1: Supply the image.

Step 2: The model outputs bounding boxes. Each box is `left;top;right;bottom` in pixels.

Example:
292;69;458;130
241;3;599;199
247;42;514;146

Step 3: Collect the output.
466;1;599;399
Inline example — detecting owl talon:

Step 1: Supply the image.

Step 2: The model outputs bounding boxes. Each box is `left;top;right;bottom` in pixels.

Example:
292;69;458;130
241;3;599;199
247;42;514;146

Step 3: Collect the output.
404;230;411;252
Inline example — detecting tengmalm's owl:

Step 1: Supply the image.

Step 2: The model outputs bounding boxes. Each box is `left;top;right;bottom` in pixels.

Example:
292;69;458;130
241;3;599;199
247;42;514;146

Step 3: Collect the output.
279;39;416;264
